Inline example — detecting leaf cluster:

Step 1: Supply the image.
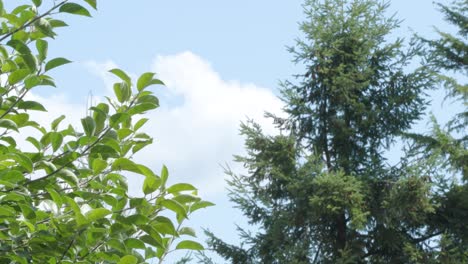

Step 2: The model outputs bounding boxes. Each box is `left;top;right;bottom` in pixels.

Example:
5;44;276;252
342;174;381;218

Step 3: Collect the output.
0;1;212;263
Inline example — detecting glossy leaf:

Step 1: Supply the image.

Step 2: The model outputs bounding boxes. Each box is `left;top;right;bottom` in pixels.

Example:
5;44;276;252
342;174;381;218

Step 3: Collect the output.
113;82;131;103
143;175;160;195
124;238;145;249
109;68;131;85
84;0;97;9
81;116;96;137
167;183;197;194
160;199;187;218
136;72;163;91
17;101;47;111
0;119;19;131
59;3;91;17
8;69;30;85
51;115;65;130
45;57;71;72
175;240;204;250
86;208;111;222
179;227;197;237
36;39;48;62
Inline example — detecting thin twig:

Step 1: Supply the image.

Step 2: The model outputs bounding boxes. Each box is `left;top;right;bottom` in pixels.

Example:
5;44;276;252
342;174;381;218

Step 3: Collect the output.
0;0;68;43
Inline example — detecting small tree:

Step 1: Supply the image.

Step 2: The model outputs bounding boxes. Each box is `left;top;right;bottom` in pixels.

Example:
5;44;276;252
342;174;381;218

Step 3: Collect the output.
0;1;212;263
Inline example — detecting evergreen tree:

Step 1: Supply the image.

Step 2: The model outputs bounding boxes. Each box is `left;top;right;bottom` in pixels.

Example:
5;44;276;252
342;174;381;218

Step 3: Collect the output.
406;0;468;262
205;0;443;262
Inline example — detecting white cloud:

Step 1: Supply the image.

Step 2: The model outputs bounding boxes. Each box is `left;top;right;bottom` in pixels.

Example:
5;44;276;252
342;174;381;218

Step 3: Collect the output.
77;52;284;198
135;51;284;197
83;60;119;94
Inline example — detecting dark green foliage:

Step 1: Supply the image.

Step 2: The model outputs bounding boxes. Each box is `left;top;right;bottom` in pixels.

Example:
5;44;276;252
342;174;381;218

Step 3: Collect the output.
204;0;468;263
404;0;468;261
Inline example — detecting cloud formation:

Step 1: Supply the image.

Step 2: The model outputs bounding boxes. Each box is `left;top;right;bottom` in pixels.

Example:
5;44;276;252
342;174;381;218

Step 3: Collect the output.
141;51;283;197
79;51;283;198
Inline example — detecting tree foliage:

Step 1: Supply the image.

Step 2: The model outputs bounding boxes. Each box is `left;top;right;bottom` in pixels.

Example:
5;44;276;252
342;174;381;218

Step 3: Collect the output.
204;0;467;263
0;1;212;263
405;0;468;261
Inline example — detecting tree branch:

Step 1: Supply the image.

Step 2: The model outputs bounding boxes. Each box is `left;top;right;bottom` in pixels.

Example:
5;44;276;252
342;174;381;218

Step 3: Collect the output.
0;0;68;43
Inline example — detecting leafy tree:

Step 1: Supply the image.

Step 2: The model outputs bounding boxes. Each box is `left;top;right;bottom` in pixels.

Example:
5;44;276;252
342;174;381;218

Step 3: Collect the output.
405;0;467;261
204;0;447;263
0;1;212;263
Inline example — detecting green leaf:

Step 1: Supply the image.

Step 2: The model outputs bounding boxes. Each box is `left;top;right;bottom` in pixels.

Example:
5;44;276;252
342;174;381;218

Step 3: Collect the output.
24;75;41;89
49;19;68;28
140;235;162;248
108;239;126;253
161;165;169;188
136;72;163;91
190;201;215;212
179;227;197;237
173;194;201;204
124;238;145;249
39;74;56;87
6;113;29;127
111;158;139;172
32;0;42;7
8;69;30;85
0;206;16;217
35;18;55;38
45;57;71;72
84;0;97;9
109;113;130;128
137;94;159;106
51;115;65;130
167;183;197;194
59;3;91;17
160;199;187;218
7;39;31;54
50;132;63;152
26;136;42;150
0;119;18;131
22;54;38;71
0;170;25;183
65;197;81;215
81;116;96;137
128;103;158;116
85;208;111;222
19;204;36;220
175;240;204;250
89;144;119;159
120;214;149;225
113;82;131;103
143;176;160;195
0;153;33;172
92;103;108;133
109;69;131;85
92;158;107;174
36;39;48;62
18;101;47;111
46;187;62;208
152;218;177;235
117;255;137;264
57;169;78;186
134;118;149;131
0;136;16;147
117;128;132;140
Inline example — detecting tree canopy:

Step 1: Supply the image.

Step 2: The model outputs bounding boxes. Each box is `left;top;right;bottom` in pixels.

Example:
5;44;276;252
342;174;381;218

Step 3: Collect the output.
205;0;466;263
0;1;212;263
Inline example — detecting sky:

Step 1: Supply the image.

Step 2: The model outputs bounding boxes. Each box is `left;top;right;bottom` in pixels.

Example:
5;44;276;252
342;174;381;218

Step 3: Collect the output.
7;0;460;263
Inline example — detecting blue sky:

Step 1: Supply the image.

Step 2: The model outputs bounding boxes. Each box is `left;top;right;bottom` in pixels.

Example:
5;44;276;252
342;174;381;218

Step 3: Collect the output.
8;0;459;262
